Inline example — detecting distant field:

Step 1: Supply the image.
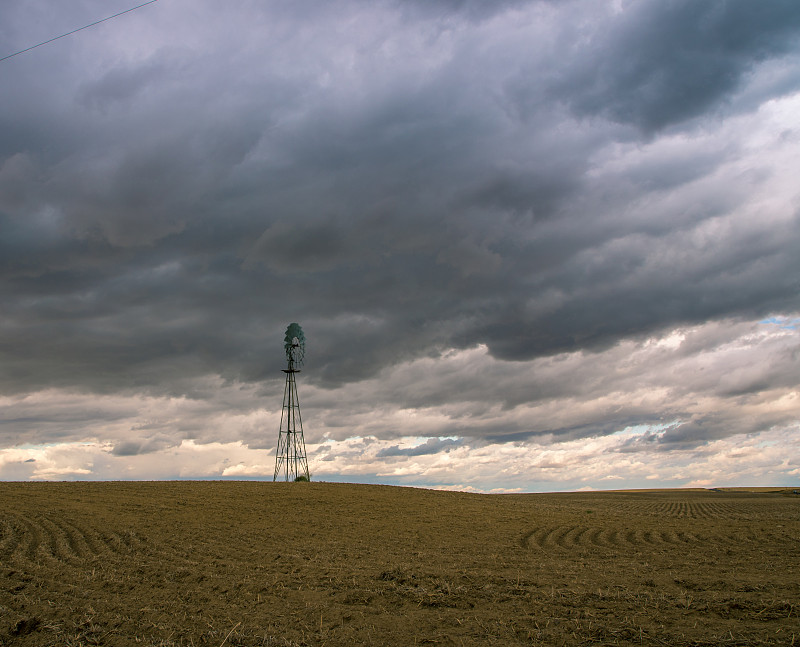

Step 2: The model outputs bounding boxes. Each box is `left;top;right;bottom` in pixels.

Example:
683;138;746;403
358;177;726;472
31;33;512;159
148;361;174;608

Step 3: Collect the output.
1;482;798;646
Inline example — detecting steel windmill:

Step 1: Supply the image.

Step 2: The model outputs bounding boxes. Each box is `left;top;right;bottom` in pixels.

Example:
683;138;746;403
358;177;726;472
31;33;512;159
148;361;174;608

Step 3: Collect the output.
273;323;310;481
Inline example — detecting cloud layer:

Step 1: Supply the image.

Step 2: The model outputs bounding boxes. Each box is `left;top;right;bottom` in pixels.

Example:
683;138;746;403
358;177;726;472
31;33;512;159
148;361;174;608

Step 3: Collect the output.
1;0;798;488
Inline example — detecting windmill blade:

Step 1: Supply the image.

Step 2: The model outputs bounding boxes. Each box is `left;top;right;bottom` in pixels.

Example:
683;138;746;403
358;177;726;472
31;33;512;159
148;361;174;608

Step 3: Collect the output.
284;323;305;364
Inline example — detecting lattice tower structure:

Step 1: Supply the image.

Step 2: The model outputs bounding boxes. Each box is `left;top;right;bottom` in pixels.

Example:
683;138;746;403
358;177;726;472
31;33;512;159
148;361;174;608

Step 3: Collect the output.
273;326;310;481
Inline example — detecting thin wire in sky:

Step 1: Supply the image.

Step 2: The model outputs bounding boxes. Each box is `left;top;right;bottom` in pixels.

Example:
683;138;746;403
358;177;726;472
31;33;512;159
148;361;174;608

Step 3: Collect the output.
0;0;159;63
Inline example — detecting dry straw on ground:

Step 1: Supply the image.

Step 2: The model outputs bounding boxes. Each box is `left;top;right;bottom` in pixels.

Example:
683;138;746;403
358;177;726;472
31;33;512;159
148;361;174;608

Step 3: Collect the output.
1;482;798;645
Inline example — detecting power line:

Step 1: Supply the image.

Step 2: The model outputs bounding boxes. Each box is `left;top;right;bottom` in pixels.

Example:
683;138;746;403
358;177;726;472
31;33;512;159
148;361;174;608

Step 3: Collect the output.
0;0;159;63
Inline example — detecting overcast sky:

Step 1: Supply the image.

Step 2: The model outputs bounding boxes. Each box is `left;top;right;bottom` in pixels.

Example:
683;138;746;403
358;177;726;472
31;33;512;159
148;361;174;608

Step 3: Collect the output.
1;0;798;491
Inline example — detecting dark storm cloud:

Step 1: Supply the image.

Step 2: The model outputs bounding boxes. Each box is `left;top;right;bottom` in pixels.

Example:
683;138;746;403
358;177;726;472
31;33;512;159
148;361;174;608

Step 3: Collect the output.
617;401;800;453
110;439;167;457
0;397;134;447
377;437;463;457
0;0;799;458
545;0;800;132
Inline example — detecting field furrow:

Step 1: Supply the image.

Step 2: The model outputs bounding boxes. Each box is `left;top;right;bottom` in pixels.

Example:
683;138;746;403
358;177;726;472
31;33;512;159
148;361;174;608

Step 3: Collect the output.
521;523;715;552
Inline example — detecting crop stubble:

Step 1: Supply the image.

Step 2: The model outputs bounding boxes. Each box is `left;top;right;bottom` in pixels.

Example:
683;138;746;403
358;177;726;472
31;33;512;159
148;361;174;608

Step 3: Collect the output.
0;482;798;646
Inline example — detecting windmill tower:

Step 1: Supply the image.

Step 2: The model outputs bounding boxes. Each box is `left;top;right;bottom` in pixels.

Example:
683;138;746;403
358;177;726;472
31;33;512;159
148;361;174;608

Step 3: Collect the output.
273;323;310;482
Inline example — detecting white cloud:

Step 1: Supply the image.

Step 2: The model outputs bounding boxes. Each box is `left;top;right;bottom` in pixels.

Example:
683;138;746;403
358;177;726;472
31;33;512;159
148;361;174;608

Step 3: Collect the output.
2;422;797;492
2;314;796;490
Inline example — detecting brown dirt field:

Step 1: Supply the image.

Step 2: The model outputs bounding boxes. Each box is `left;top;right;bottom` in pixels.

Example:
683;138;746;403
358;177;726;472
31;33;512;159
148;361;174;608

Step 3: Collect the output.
1;482;798;646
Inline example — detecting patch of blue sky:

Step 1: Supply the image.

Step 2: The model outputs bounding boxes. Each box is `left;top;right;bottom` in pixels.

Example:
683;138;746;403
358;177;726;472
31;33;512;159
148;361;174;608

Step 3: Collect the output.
760;316;799;329
611;421;679;437
395;436;461;448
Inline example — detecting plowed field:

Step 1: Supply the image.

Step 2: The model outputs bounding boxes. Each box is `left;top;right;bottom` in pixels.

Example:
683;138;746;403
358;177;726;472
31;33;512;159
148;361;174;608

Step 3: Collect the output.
1;482;798;646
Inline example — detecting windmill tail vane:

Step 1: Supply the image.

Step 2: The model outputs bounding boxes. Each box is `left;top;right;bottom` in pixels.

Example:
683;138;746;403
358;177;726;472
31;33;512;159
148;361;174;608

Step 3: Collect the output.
274;323;310;481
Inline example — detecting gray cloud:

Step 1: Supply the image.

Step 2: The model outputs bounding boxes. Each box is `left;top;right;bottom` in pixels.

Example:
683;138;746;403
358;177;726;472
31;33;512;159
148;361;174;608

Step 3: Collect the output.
545;0;800;132
110;437;170;456
0;0;799;477
377;437;464;457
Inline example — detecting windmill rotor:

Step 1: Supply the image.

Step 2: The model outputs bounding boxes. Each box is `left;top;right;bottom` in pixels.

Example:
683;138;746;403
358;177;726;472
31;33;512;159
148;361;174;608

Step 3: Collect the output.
284;323;305;366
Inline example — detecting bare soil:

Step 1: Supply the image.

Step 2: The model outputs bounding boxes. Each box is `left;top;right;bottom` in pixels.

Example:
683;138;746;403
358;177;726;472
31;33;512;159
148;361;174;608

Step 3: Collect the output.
1;482;798;646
